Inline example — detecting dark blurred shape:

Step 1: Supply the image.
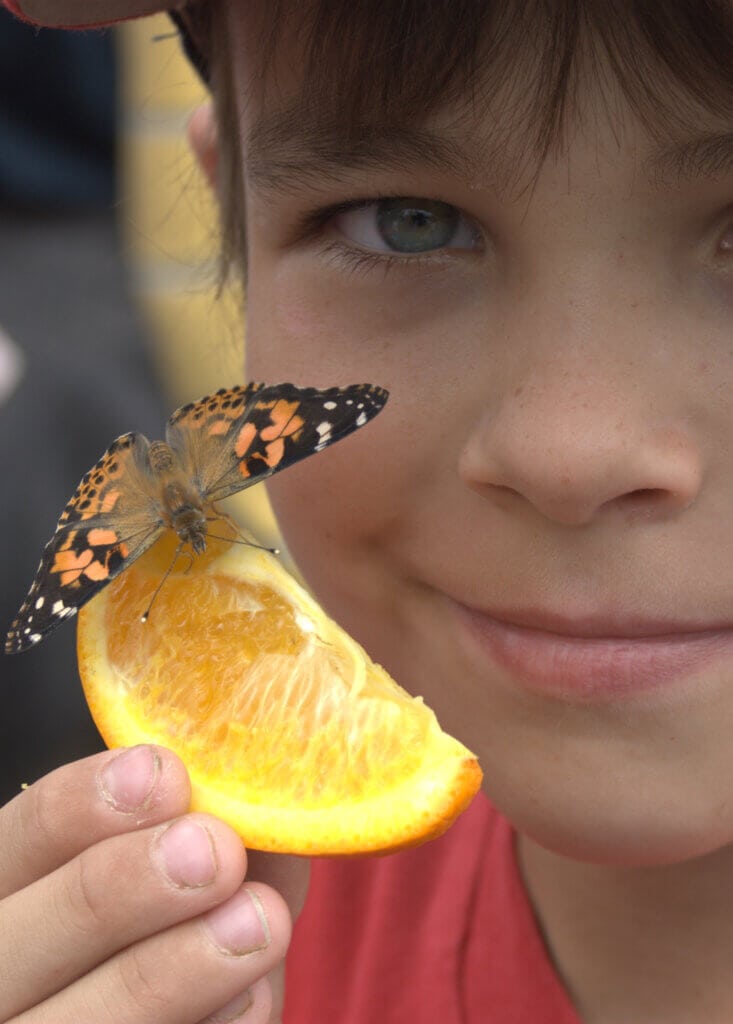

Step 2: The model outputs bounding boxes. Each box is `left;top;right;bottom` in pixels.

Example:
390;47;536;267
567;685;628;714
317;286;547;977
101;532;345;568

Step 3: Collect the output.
0;14;164;804
0;8;116;207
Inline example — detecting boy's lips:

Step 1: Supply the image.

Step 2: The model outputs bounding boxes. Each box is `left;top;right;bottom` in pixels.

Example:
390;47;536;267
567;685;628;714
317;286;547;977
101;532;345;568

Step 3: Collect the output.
451;601;733;701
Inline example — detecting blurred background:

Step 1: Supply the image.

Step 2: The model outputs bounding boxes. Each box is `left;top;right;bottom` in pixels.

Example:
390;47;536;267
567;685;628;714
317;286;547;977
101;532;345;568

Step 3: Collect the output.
0;11;281;803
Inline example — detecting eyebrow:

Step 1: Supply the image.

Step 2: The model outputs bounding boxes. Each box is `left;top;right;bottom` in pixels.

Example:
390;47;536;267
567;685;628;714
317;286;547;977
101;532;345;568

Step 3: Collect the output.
646;131;733;182
245;109;478;196
246;106;733;196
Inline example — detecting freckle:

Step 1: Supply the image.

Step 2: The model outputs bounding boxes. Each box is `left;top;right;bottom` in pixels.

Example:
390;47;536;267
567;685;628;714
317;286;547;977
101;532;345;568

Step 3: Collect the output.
514;386;523;397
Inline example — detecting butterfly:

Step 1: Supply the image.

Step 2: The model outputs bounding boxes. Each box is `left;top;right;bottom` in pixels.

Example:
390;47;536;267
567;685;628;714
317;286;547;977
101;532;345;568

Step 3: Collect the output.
6;381;388;654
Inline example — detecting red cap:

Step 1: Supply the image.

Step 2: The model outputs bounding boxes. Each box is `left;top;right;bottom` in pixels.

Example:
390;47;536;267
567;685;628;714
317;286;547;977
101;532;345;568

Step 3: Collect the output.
2;0;173;27
3;0;209;78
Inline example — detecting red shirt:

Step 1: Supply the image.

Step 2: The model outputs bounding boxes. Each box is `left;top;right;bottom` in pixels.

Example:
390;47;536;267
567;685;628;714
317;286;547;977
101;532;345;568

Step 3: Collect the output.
285;794;582;1023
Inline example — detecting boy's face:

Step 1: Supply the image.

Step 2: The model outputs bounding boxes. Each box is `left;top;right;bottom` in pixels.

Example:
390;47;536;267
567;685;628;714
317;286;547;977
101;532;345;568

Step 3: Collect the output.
223;1;733;866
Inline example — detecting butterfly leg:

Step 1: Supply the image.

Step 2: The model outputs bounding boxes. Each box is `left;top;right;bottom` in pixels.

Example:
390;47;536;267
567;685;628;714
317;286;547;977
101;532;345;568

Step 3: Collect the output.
141;540;187;623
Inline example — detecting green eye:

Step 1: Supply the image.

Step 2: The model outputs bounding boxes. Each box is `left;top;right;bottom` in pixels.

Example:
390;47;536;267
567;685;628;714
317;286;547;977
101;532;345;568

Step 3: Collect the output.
333;196;479;255
376;198;460;252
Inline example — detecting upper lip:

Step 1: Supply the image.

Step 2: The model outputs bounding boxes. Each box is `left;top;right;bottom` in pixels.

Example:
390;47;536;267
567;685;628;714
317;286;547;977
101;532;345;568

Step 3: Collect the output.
458;603;733;640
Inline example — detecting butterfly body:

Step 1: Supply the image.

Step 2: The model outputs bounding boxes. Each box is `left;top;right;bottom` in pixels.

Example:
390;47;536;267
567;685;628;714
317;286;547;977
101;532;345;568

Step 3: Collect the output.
146;440;209;554
6;381;388;654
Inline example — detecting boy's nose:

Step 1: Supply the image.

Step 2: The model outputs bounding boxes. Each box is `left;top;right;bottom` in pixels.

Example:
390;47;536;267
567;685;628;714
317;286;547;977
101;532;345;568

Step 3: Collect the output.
458;380;703;527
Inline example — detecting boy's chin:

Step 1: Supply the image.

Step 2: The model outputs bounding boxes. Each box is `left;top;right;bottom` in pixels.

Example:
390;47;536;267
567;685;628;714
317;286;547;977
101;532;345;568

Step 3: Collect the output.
496;778;733;868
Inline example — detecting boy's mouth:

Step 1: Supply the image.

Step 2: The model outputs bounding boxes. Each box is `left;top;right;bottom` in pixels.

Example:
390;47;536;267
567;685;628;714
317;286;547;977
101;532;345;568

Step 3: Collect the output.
451;601;733;701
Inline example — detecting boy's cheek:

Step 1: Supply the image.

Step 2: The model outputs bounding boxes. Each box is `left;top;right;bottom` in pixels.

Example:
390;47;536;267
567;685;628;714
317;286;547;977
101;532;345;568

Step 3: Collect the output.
244;252;479;388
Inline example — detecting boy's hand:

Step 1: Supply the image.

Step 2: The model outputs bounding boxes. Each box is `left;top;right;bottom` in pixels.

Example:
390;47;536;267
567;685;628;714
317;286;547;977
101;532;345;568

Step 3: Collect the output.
0;746;308;1023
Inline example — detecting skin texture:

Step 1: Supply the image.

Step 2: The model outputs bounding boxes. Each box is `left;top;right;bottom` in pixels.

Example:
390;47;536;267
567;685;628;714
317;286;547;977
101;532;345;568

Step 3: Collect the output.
4;4;733;1023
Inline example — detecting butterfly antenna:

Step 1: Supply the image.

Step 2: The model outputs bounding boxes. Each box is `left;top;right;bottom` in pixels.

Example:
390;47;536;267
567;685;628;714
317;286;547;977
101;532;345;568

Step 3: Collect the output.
205;514;279;555
205;533;280;555
141;541;185;624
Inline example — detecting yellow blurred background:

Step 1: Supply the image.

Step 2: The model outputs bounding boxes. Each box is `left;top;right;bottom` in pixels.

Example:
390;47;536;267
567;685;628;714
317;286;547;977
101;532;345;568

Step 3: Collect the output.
117;15;283;554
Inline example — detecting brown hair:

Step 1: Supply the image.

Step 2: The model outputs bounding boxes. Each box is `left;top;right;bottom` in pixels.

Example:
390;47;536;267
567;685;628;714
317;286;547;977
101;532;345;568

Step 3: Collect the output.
185;0;733;278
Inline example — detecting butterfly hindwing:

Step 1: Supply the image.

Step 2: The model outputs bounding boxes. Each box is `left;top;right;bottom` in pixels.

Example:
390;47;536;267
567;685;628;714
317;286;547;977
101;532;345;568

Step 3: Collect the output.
166;383;389;503
5;433;164;654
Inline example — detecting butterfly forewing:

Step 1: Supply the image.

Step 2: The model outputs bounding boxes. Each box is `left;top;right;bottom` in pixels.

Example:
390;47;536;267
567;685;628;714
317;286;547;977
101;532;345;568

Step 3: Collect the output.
5;433;165;653
166;383;389;504
7;381;389;655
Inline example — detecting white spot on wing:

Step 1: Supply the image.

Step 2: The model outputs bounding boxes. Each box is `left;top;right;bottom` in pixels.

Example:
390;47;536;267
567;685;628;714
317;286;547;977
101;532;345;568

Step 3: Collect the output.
35;596;45;609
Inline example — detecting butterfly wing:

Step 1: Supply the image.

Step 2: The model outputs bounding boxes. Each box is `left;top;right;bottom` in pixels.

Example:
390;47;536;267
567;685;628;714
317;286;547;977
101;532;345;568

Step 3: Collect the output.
165;382;265;499
5;432;165;654
166;382;389;503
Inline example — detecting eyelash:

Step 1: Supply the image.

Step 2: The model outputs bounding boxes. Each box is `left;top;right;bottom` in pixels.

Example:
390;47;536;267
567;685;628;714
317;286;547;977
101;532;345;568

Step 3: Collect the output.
318;238;437;277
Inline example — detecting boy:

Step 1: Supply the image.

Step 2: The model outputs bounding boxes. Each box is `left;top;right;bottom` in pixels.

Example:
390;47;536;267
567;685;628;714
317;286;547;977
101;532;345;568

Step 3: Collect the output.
3;0;733;1021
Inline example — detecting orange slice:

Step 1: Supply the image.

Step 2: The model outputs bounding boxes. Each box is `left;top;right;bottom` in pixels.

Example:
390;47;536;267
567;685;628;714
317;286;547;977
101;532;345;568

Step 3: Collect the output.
77;524;482;855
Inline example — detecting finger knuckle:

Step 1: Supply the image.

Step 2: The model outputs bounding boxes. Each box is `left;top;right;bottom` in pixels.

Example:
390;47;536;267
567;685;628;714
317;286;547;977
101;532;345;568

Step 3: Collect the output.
26;771;65;850
114;943;170;1018
50;850;109;947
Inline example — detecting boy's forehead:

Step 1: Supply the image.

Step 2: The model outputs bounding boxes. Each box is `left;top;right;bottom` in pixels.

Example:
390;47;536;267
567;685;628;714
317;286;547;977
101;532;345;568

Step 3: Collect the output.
221;0;733;206
228;2;733;198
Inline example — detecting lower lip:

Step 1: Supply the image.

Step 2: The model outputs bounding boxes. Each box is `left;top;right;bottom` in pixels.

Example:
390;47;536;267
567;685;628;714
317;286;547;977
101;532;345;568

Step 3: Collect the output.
454;604;733;701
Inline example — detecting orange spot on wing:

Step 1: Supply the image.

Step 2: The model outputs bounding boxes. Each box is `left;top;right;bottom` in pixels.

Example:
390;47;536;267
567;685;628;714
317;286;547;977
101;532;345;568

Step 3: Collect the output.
264;438;285;467
60;569;82;586
100;490;121;513
53;548;93;574
84;560;110;582
208;419;229;436
259;400;304;441
235;422;258;459
87;528;119;546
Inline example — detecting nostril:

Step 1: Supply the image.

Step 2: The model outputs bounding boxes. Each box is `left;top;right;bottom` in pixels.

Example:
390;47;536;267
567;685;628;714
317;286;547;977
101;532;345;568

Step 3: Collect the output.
621;488;666;503
614;487;677;522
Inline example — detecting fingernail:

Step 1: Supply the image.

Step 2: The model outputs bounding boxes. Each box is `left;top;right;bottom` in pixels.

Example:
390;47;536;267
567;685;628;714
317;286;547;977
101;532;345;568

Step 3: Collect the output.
157;819;217;889
205;887;270;956
204;989;253;1022
99;746;160;812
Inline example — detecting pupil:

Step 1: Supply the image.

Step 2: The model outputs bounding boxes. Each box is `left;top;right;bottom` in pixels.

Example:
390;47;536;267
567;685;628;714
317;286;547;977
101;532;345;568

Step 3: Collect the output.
376;198;458;253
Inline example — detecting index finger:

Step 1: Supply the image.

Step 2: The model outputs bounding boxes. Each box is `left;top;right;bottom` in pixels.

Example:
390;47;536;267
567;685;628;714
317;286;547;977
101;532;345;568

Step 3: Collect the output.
0;745;190;898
